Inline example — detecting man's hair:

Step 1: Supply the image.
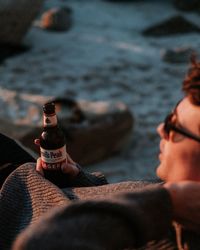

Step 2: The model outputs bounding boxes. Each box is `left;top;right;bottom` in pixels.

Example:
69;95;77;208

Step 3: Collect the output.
183;54;200;105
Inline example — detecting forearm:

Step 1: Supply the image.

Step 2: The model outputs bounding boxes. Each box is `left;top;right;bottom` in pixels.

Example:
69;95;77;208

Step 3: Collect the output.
110;186;173;247
164;181;200;233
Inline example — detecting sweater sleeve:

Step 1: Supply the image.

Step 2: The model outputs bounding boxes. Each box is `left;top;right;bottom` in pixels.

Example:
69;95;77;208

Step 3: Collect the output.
13;186;174;250
72;186;173;248
112;186;173;247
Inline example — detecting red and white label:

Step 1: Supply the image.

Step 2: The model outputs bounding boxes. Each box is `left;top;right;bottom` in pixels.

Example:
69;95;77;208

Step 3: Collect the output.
40;145;67;170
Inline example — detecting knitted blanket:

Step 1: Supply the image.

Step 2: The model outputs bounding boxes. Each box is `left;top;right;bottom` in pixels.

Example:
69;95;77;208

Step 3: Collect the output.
0;163;158;250
1;164;199;250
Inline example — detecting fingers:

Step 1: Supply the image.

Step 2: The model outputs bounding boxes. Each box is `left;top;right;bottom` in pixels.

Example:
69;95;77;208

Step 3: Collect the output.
34;139;75;165
35;157;79;178
35;138;78;177
36;157;44;176
61;160;79;177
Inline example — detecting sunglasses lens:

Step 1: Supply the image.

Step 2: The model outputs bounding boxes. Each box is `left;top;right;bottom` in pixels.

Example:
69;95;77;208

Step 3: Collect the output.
163;102;200;144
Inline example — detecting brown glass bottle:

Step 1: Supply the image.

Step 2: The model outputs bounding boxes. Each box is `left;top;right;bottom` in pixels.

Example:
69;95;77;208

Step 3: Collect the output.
40;102;67;171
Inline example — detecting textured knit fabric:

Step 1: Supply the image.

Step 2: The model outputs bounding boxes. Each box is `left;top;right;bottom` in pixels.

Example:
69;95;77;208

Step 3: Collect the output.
0;132;174;249
1;164;200;250
0;163;67;250
1;133;200;250
9;166;174;250
0;162;110;250
0;163;171;250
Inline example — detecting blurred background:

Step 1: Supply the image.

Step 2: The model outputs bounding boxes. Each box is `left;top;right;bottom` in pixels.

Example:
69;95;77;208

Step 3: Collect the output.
0;0;200;182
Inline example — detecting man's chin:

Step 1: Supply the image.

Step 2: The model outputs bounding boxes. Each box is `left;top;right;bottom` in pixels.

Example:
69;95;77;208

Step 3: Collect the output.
156;164;166;181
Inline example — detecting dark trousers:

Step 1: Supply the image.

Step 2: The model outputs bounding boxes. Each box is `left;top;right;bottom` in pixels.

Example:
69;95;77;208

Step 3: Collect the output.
0;133;35;187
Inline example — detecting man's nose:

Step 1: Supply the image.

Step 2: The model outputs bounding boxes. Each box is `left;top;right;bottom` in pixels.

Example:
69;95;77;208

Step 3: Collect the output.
157;123;165;138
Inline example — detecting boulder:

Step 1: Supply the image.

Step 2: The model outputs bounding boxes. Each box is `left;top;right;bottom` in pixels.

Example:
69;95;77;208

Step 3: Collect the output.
0;0;44;45
34;6;72;32
0;43;30;64
142;15;200;37
0;98;134;166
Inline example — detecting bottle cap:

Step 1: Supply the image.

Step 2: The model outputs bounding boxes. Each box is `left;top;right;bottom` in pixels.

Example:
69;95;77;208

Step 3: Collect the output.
43;102;55;114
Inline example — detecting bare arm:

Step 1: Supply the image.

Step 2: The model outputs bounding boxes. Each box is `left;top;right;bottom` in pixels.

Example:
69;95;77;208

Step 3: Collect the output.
164;181;200;232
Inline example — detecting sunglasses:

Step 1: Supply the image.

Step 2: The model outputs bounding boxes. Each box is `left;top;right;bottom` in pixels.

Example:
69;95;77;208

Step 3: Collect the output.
163;112;200;143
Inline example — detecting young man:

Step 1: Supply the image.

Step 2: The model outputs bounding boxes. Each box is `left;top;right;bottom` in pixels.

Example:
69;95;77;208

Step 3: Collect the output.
2;57;200;249
157;63;200;182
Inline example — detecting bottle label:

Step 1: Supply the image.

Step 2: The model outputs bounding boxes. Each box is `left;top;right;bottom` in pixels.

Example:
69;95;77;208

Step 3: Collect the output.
40;145;67;170
43;114;57;127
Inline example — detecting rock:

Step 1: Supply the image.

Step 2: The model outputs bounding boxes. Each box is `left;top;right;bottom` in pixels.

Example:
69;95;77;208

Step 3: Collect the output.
61;99;134;165
0;98;134;166
0;43;30;65
0;0;44;45
162;47;195;64
173;0;200;11
35;6;72;31
142;15;200;37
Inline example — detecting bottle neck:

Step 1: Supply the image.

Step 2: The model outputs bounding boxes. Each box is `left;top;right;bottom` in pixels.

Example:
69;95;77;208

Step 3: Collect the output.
43;113;58;128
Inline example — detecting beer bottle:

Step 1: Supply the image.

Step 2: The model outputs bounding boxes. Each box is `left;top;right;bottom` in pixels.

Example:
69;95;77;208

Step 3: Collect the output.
40;102;67;171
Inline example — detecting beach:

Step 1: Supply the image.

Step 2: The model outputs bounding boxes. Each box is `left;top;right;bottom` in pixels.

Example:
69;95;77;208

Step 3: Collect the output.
0;0;200;182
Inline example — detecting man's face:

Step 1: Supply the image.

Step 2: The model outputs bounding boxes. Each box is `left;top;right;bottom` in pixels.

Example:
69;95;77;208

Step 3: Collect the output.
156;97;200;182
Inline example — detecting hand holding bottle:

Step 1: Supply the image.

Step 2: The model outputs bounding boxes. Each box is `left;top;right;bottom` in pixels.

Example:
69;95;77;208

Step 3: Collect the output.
35;138;80;177
39;102;67;171
35;102;80;178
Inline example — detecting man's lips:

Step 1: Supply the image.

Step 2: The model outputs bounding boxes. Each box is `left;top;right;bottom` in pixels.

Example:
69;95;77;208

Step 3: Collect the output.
158;140;165;160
